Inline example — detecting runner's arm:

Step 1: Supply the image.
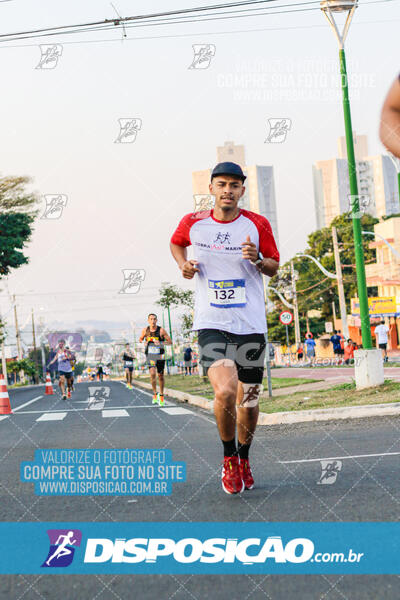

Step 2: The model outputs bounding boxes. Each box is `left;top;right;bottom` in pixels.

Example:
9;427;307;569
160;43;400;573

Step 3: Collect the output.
170;243;199;279
48;353;58;366
138;328;147;343
257;258;279;277
160;328;172;345
380;76;400;158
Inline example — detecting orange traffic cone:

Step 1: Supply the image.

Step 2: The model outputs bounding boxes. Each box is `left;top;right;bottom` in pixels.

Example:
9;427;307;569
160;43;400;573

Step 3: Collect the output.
0;373;12;414
45;372;54;395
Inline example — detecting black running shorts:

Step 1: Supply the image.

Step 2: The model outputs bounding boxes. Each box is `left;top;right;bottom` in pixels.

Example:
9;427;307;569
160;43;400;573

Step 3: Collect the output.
146;357;165;374
198;329;266;384
58;371;73;379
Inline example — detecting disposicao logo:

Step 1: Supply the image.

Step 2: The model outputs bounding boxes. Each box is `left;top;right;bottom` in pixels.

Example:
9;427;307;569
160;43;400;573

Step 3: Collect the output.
83;536;314;564
42;529;82;568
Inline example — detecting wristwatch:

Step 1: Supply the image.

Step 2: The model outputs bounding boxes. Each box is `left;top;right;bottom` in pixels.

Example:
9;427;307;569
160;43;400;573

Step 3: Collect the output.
252;252;263;266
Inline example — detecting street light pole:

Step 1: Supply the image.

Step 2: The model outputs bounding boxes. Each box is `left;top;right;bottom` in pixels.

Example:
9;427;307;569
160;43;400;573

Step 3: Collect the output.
290;261;301;346
388;153;400;208
166;304;175;367
321;0;372;349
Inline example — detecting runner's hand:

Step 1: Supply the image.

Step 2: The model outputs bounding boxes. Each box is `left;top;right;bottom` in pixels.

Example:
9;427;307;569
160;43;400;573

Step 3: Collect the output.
241;236;258;262
181;260;199;279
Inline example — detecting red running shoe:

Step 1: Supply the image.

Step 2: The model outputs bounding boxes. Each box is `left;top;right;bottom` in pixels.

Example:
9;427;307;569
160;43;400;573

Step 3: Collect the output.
221;456;244;495
239;458;254;490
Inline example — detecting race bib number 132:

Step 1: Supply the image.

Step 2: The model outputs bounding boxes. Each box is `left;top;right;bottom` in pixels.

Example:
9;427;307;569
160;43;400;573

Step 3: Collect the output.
208;279;246;308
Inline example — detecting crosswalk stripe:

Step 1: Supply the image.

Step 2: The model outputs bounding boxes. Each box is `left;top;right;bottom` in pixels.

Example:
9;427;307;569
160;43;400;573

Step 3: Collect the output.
36;412;67;422
160;407;193;415
102;409;129;418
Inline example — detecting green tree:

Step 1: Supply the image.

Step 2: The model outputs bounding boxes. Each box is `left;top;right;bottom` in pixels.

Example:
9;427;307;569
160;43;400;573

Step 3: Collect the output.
0;174;38;275
269;212;379;322
267;313;325;344
0;175;39;357
156;284;196;357
7;359;37;383
74;361;85;376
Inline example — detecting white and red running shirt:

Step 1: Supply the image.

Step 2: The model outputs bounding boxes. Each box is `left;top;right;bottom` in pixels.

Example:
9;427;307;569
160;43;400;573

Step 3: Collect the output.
171;209;280;334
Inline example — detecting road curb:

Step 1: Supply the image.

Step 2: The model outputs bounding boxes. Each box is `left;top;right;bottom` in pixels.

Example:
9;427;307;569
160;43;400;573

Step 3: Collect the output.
132;380;400;424
133;380;212;410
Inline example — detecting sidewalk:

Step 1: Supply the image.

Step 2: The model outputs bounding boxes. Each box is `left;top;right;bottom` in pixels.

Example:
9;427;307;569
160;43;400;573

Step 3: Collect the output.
268;376;351;397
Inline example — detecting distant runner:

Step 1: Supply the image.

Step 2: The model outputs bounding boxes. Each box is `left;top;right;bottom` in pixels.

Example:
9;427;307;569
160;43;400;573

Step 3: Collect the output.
48;339;75;400
374;320;390;363
97;362;104;381
120;343;135;388
139;314;172;406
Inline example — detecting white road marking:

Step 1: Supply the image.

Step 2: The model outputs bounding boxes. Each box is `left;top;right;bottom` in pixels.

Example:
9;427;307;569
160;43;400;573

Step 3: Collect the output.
160;407;193;415
13;396;43;412
102;409;129;418
279;451;400;464
5;405;169;415
87;399;105;410
0;395;43;423
36;412;67;422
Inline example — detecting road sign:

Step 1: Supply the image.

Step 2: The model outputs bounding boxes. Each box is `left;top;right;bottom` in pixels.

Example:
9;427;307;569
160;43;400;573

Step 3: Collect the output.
279;311;293;325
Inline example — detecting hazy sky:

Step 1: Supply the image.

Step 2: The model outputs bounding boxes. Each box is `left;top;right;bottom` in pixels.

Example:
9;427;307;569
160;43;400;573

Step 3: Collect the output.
0;0;398;339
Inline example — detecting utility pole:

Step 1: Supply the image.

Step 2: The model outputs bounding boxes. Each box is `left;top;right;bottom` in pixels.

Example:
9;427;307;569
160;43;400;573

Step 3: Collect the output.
332;226;349;339
262;284;273;398
290;261;301;346
31;308;39;384
31;308;37;350
13;295;24;383
13;295;22;359
166;304;175;366
332;301;337;329
0;310;7;380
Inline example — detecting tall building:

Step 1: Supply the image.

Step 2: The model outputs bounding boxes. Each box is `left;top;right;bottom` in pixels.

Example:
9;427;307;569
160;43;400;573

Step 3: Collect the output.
338;133;368;160
216;140;245;167
313;134;399;229
192;141;279;245
364;154;400;218
365;216;400;298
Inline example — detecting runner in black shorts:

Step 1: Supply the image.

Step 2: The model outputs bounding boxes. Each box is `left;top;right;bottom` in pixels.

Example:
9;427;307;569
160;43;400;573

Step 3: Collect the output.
48;339;74;400
170;161;279;494
139;314;171;406
120;343;135;389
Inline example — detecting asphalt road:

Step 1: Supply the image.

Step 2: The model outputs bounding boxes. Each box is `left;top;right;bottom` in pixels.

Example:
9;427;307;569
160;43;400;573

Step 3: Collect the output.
1;380;400;599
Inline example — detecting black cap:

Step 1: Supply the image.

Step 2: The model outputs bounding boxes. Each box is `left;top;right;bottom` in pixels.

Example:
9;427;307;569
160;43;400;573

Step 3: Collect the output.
211;162;246;182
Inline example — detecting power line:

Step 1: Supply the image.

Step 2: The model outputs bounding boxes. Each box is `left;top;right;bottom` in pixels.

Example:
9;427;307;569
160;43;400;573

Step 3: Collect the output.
0;0;394;44
0;0;307;42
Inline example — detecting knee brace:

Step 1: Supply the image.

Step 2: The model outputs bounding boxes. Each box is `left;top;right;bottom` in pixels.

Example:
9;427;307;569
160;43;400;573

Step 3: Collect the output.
239;383;263;408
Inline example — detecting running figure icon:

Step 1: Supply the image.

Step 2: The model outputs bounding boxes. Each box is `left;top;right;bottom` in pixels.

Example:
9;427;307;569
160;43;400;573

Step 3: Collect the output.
45;531;77;566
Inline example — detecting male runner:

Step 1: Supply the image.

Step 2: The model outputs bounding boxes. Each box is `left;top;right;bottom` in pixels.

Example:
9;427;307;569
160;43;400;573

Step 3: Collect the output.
48;339;74;400
139;314;172;406
97;362;104;381
65;345;76;391
170;162;279;494
374;320;390;362
120;343;135;388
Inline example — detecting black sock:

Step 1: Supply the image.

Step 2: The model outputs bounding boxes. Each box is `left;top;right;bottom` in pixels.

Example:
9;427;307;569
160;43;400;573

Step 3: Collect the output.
238;443;250;460
222;438;237;457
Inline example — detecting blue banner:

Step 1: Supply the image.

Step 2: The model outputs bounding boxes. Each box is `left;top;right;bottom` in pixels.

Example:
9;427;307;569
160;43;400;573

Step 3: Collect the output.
0;522;399;574
20;449;186;496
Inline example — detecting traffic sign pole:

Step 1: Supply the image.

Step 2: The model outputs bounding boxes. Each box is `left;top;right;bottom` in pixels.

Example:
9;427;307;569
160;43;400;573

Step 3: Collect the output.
285;324;291;366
